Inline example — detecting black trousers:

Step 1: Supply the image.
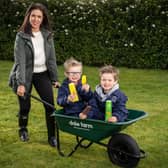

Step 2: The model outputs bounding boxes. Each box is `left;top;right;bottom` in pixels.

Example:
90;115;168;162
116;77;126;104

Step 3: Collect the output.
18;71;55;139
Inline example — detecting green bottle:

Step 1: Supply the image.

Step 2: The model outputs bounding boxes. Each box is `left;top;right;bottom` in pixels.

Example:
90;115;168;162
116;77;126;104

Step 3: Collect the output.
105;100;112;121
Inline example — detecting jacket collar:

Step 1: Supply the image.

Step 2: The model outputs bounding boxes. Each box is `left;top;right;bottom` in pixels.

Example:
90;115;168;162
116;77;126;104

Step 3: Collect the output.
95;83;119;101
17;28;52;41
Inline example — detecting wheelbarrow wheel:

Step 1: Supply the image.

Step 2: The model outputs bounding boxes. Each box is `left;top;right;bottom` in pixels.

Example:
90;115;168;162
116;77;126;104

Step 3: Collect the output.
107;133;140;168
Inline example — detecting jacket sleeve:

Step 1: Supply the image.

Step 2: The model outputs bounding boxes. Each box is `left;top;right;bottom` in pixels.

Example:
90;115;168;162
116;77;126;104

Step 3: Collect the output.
57;86;70;106
47;37;58;82
77;83;93;101
112;94;128;122
14;34;26;86
87;95;100;119
79;89;93;102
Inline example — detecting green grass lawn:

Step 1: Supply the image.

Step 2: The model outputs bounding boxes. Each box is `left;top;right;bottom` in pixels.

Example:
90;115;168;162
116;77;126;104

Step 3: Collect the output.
0;60;167;168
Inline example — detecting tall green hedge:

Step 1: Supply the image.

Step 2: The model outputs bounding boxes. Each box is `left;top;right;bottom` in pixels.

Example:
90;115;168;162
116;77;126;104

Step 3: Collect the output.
0;0;167;69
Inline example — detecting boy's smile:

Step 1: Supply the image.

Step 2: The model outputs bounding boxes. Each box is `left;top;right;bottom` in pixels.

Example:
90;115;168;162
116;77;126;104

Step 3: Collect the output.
100;73;117;93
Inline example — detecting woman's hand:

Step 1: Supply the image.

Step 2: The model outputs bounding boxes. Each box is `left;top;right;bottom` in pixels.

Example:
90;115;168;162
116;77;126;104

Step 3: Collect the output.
53;81;60;88
17;85;26;97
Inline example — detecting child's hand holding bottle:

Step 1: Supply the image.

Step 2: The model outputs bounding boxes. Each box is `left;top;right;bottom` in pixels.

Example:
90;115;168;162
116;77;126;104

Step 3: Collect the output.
67;94;76;102
108;116;118;122
68;83;79;102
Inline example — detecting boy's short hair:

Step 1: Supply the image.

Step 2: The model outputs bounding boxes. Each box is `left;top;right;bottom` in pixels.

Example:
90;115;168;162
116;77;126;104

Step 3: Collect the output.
64;57;82;72
99;65;119;81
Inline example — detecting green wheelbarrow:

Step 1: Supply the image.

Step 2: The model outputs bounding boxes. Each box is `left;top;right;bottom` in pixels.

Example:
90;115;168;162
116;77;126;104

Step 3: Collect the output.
30;95;147;168
53;109;147;168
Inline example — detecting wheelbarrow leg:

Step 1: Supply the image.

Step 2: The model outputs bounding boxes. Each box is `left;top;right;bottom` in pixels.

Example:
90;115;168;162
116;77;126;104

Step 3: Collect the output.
76;136;93;148
56;122;86;157
55;122;63;156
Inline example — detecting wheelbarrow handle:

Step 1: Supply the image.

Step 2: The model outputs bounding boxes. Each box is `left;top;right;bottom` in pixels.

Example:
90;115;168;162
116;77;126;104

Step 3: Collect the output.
140;149;147;158
30;94;56;111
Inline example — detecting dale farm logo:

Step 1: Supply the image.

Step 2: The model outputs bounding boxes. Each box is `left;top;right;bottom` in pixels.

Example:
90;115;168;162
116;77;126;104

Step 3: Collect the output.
69;120;93;131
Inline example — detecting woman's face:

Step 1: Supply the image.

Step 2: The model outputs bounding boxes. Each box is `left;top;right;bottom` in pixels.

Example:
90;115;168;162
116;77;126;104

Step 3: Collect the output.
29;9;43;32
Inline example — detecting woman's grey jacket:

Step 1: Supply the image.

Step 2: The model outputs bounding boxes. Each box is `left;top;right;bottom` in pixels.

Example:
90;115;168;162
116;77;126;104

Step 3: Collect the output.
9;29;58;93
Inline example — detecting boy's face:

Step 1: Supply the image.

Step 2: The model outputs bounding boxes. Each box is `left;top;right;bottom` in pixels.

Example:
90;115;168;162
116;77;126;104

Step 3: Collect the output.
65;66;82;84
100;73;117;92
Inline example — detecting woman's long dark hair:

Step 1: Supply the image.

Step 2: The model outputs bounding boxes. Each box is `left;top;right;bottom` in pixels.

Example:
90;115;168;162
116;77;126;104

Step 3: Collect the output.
18;3;52;35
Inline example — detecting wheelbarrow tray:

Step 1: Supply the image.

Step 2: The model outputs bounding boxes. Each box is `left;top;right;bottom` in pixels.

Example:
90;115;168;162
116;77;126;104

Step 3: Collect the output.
54;109;147;142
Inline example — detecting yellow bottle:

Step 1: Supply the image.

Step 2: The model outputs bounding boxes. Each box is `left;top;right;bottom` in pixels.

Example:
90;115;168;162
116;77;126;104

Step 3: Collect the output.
68;83;79;102
81;75;87;85
105;100;112;121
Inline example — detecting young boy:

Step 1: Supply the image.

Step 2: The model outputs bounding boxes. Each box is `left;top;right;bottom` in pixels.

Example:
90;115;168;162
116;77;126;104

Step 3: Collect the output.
57;57;92;118
80;65;128;122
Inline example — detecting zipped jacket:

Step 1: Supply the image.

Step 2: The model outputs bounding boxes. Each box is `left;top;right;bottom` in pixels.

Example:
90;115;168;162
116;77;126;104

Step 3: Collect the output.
9;29;58;93
89;87;128;122
57;78;93;116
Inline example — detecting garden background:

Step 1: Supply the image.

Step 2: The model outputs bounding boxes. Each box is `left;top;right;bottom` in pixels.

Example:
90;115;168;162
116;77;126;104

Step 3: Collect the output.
0;0;168;168
0;0;168;68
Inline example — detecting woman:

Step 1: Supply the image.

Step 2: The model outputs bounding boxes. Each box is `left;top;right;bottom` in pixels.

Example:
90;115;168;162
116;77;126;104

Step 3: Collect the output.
9;3;59;147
